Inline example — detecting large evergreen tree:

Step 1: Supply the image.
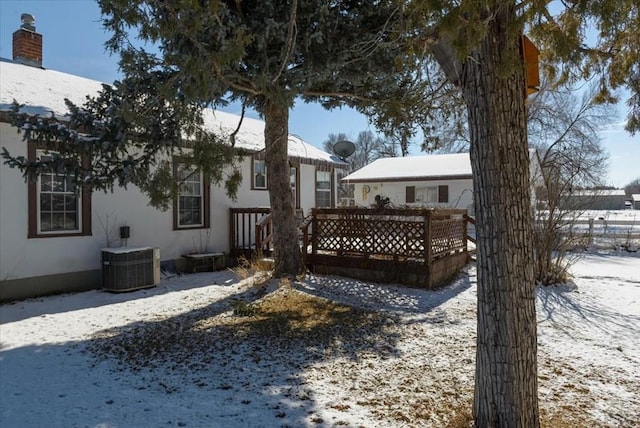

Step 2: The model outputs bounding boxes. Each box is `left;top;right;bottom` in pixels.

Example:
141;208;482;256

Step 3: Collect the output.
93;0;414;276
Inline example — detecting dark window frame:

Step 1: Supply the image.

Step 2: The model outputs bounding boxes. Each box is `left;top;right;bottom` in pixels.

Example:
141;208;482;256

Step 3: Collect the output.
438;185;449;203
406;186;416;203
172;160;211;231
27;143;92;239
252;157;268;190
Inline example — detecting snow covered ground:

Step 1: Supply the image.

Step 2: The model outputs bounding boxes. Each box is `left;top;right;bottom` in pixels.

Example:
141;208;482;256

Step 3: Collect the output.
1;251;639;427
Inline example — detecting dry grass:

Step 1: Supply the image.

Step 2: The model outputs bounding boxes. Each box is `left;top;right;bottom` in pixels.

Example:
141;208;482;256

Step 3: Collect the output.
540;409;590;428
199;278;391;347
443;404;473;428
87;273;636;426
89;277;395;371
231;256;274;280
438;403;587;428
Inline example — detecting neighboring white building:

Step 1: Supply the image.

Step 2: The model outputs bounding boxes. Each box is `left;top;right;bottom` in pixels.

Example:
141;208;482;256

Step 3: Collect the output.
342;151;542;213
0;21;345;301
558;189;628;211
632;194;640;210
343;153;474;210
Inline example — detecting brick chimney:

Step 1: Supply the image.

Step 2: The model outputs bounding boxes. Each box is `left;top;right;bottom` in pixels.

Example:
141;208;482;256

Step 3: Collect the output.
12;13;42;67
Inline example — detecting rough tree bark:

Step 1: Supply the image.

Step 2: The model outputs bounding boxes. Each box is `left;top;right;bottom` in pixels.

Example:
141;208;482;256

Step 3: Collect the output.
458;6;540;427
263;97;305;276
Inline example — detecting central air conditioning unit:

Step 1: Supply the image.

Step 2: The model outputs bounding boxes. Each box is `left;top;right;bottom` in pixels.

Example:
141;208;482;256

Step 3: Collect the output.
102;247;160;292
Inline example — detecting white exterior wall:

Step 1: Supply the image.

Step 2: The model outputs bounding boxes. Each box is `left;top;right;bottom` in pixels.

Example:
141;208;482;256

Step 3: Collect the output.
347;150;541;213
350;179;474;211
299;165;317;211
1;124;107;281
0;123;338;282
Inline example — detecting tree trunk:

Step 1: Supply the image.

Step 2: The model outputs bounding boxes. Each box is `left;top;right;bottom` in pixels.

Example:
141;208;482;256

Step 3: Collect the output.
263;98;305;276
459;5;540;427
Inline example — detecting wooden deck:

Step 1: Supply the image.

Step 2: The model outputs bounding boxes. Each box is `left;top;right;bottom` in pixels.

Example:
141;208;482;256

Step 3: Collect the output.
230;207;474;288
301;208;472;289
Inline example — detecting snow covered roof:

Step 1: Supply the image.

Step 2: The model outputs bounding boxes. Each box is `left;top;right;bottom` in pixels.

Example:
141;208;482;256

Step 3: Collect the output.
343;153;472;183
199;109;342;163
632;194;640;202
0;58;104;119
0;58;342;164
568;189;626;197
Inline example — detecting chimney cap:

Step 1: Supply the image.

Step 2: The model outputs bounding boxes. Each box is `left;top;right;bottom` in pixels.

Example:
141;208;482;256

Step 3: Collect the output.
20;13;36;31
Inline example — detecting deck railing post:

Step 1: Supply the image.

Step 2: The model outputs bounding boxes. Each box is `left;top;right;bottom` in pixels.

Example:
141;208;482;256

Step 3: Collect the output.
425;210;432;287
229;209;236;257
301;220;309;264
311;209;318;256
463;216;468;253
255;221;263;259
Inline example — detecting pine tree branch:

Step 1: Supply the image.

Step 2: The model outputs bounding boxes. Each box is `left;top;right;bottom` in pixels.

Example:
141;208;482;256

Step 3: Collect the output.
273;0;298;84
229;104;246;148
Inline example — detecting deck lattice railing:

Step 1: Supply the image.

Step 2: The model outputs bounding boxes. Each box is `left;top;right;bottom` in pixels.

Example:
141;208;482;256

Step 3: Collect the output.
304;208;468;262
301;207;471;288
230;207;474;288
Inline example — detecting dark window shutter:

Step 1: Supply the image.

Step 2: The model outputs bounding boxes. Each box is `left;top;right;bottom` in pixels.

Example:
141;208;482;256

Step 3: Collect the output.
438;185;449;203
406;186;415;203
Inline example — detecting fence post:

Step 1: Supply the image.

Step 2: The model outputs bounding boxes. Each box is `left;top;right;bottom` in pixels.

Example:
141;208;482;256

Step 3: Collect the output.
311;209;318;256
255;222;263;259
464;215;468;253
425;210;432;287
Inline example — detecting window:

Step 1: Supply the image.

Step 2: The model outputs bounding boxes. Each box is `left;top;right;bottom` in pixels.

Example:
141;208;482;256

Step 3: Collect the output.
28;147;91;238
174;163;210;230
176;165;204;228
414;185;449;204
253;159;267;189
316;170;333;208
38;152;80;232
406;186;416;203
438;185;449;203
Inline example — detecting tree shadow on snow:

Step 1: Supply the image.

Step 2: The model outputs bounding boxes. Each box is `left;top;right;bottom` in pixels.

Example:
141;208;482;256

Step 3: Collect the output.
1;338;314;427
296;266;475;318
77;276;406;427
536;283;640;343
1;267;477;427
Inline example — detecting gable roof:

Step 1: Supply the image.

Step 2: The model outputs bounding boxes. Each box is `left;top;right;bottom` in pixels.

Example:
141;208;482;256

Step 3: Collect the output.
0;58;343;165
343;153;472;183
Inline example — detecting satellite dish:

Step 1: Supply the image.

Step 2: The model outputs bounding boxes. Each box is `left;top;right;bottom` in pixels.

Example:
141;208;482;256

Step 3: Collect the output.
333;140;356;159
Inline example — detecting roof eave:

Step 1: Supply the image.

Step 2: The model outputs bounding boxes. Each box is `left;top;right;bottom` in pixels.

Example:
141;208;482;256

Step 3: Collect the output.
342;174;473;183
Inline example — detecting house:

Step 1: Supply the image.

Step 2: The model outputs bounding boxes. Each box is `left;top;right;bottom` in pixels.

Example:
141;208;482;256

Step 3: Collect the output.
631;194;640;210
0;17;346;302
342;151;542;213
342;153;474;210
558;189;627;211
